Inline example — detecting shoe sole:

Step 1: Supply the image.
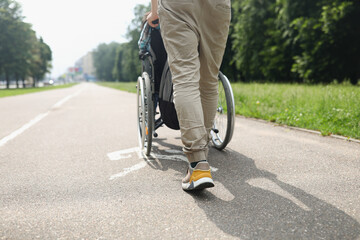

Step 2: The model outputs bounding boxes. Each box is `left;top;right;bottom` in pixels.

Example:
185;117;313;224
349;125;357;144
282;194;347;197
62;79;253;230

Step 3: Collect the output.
182;177;215;191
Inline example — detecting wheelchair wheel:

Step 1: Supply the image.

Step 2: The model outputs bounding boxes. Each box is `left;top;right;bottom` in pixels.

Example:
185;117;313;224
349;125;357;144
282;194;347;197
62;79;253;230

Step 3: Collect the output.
211;72;235;150
137;72;154;156
137;76;145;151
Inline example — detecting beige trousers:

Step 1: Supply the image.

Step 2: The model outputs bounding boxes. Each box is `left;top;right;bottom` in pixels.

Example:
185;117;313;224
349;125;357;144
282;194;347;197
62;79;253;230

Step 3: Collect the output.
158;0;231;163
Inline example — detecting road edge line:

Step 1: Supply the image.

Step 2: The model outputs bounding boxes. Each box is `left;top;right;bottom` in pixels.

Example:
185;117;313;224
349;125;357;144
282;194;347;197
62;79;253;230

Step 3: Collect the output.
0;87;85;148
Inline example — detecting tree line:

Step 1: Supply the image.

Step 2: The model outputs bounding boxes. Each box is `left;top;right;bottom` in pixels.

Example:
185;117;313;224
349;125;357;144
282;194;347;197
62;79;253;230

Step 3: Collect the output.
93;4;147;82
94;1;360;85
0;0;52;88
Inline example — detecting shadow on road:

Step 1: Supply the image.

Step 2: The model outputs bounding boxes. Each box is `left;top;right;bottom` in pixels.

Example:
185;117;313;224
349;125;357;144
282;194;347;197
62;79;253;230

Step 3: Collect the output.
149;137;360;239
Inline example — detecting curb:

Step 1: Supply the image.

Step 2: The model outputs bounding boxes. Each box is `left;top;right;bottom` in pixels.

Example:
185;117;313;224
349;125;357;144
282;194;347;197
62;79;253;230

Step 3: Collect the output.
236;115;360;144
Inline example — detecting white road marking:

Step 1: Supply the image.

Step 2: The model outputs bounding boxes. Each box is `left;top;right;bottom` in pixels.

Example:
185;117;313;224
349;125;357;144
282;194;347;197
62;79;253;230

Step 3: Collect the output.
0;112;49;147
108;146;218;180
51;87;84;109
0;87;84;148
107;147;140;160
150;152;218;172
109;161;147;180
150;153;188;162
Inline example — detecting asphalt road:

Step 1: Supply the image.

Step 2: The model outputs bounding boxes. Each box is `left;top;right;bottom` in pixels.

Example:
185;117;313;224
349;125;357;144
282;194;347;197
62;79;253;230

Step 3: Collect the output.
1;83;359;239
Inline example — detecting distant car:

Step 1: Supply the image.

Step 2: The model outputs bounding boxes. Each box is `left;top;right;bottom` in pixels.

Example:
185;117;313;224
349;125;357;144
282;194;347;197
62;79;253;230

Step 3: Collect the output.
43;79;54;86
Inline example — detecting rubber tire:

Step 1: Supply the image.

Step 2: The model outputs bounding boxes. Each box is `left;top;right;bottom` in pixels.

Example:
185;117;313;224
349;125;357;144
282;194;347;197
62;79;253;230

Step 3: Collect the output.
211;72;235;150
137;76;146;150
143;72;154;156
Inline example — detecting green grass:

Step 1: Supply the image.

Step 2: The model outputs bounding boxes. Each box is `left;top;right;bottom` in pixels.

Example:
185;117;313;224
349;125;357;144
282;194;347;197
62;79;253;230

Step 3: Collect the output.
97;81;137;93
0;83;79;98
232;82;360;139
98;81;360;140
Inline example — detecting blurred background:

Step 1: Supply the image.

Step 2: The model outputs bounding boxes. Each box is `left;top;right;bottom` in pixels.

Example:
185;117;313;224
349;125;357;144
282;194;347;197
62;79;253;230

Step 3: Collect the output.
1;0;360;88
0;0;148;88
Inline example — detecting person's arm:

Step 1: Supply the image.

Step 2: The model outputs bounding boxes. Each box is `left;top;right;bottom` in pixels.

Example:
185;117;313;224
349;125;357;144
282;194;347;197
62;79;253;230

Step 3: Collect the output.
147;0;159;28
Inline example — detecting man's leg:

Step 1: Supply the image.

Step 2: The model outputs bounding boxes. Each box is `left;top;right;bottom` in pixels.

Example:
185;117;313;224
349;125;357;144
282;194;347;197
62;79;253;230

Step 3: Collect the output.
158;0;230;190
159;0;215;190
199;0;231;144
159;1;208;163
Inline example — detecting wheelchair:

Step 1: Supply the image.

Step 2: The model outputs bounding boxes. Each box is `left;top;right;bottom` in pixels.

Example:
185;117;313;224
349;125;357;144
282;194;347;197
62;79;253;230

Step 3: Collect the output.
136;27;235;156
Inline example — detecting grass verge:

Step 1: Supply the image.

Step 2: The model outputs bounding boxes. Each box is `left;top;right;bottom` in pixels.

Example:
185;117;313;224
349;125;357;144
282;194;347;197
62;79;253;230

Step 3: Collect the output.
232;82;360;140
96;81;137;94
97;81;360;140
0;83;79;98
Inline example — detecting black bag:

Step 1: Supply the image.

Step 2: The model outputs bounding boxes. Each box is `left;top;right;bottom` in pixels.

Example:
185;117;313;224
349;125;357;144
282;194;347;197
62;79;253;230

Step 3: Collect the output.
159;62;180;130
150;29;167;94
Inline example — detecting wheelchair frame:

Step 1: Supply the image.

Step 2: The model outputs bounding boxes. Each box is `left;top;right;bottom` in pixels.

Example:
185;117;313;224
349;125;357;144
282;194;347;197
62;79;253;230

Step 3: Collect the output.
137;51;235;156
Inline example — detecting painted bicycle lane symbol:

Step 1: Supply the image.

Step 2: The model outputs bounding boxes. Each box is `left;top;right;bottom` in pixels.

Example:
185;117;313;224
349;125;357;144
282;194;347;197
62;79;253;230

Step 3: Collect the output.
107;145;218;181
107;146;311;208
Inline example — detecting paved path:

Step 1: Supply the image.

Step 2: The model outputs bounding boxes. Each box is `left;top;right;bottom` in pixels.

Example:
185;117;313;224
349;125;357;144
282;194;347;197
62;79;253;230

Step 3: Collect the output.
0;83;359;239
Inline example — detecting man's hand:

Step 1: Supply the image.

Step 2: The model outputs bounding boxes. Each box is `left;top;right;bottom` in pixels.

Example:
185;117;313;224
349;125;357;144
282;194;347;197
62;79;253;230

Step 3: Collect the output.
147;12;159;28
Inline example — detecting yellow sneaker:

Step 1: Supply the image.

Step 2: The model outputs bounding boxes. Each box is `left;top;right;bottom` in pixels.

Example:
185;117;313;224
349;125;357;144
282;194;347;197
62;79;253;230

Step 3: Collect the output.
182;162;214;191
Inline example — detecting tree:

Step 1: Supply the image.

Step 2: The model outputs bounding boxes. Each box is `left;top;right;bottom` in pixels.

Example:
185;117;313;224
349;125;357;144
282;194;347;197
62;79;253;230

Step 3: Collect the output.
229;0;360;84
112;4;150;82
291;0;360;84
231;0;276;81
0;0;52;88
112;43;126;81
29;37;52;87
0;0;23;88
12;21;36;88
93;42;120;81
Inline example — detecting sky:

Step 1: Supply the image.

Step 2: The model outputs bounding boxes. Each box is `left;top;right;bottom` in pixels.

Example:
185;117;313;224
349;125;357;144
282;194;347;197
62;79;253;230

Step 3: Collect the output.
16;0;150;78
